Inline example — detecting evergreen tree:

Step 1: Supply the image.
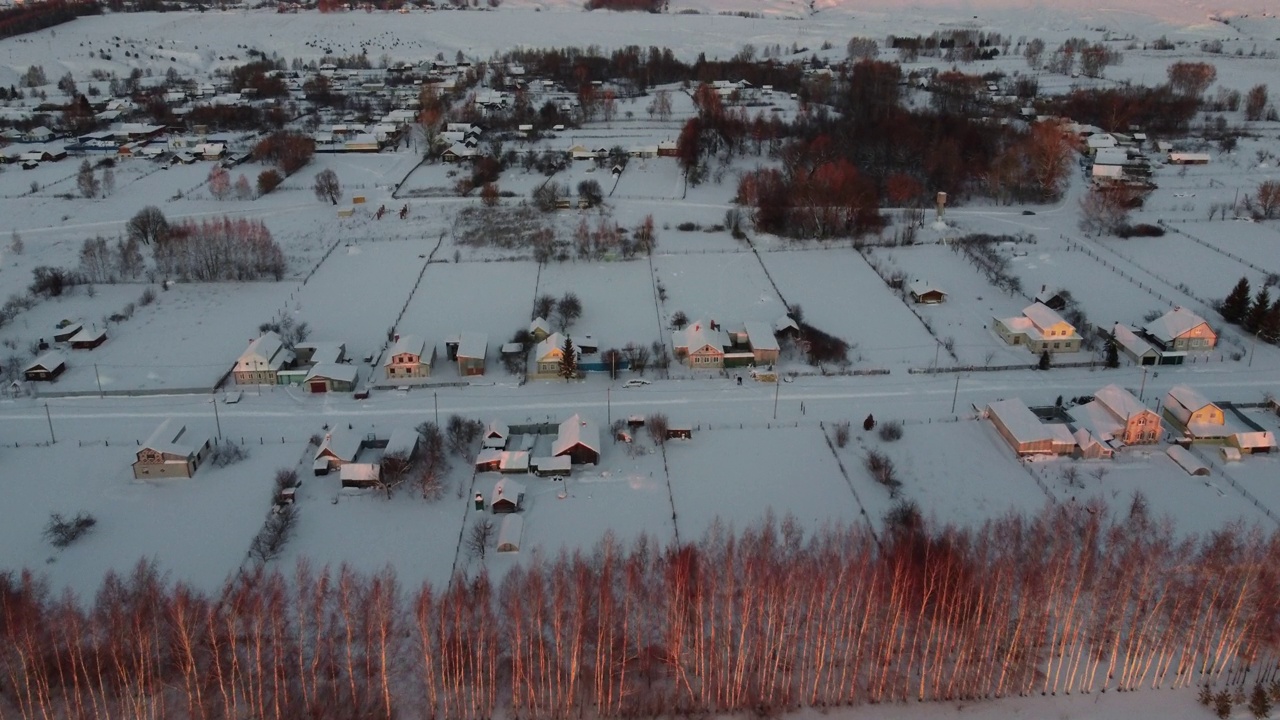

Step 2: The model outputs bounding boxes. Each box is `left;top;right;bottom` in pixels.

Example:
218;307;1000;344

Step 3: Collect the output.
1261;299;1280;344
1245;287;1272;333
1250;681;1273;719
1222;276;1251;324
1038;349;1052;370
863;413;875;431
558;336;578;381
1105;335;1120;368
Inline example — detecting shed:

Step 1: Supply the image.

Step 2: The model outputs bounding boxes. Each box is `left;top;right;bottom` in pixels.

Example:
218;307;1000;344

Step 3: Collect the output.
986;398;1076;456
531;455;571;477
497;514;524;553
907;281;947;304
666;422;693;440
1166;445;1209;476
340;462;382;488
1219;446;1242;463
305;363;358;393
553;414;601;465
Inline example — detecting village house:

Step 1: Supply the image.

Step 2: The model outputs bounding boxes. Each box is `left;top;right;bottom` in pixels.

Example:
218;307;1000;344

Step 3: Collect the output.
908;280;948;304
490;477;525;514
1070;384;1162;447
529;316;552;342
483;421;509;450
69;326;107;350
455;333;488;376
314;431;363;474
534;332;579;378
475;449;531;474
553;414;601;465
340;463;382;489
985;398;1077;457
1163;385;1276;453
384;334;435;380
1143;307;1216;352
993;303;1082;354
23;351;66;382
672;320;729;368
233;332;295;385
132;418;212;479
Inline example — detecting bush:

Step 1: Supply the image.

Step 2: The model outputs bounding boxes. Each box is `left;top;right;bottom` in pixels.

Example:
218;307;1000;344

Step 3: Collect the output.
44;512;97;548
138;287;157;306
878;420;903;441
1116;223;1165;238
249;504;297;563
208;442;248;467
865;450;901;495
833;421;851;448
676;221;701;231
257;169;283;196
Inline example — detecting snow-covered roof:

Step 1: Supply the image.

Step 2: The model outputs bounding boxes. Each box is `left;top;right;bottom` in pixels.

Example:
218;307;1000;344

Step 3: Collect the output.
1235;431;1277;450
237;332;293;372
497;513;523;552
1144;307;1210;344
553;414;600;456
1086;134;1116;149
386;334;427;363
1091;164;1124;178
1166;445;1209;476
1021;302;1072;333
529;316;551;335
385;427;420;458
1093;148;1130;166
536;332;576;360
340;462;381;484
491;477;525;506
457;332;487;359
743;321;779;353
774;315;800;334
485;421;509;439
306;362;357;384
673;320;729;353
1165;385;1216;424
1093;384;1151;422
25;351;66;373
316;431;361;463
1069;401;1124;445
1112;324;1156;359
908;280;946;298
69;326;106;344
296;341;345;365
987;398;1075;448
532;455;572;473
142;418;201;457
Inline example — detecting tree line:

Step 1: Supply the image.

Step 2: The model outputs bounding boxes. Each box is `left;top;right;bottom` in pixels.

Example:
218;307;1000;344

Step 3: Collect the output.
3;499;1279;719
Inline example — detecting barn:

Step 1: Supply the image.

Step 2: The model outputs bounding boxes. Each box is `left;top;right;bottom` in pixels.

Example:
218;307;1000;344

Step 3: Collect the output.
553;414;601;465
986;398;1076;457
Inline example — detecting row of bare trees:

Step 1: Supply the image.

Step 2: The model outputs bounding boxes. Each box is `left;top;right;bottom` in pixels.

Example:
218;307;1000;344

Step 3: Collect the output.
3;502;1279;720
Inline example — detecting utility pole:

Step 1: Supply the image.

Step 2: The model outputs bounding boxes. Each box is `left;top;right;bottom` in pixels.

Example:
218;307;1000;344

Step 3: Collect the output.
212;396;222;440
1249;331;1258;367
44;403;55;444
951;374;961;414
934;340;942;369
1139;365;1148;402
433;391;439;425
772;376;780;420
607;387;611;427
94;363;104;398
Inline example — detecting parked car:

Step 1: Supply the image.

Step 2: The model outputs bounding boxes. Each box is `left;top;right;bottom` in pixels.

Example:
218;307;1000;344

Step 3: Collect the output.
623;379;651;388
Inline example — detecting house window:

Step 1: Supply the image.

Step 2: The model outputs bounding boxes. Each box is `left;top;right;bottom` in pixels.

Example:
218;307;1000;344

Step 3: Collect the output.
1053;342;1060;349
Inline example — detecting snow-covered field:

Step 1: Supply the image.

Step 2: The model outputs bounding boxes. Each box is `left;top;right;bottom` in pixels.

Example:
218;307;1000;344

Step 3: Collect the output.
0;3;1279;677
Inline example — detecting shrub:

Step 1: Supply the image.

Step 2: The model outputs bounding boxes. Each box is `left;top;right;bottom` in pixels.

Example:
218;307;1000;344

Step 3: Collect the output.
878;421;903;441
139;287;157;306
833;421;851;448
1116;223;1165;238
208;442;249;467
44;512;97;548
865;450;901;494
248;504;296;563
676;221;701;231
257;169;283;196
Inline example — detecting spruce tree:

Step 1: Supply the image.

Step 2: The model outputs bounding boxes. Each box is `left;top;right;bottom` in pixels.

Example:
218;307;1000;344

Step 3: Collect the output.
1038;349;1052;370
1261;299;1280;344
1250;681;1273;719
558;336;578;381
1106;336;1120;368
1246;287;1272;333
1222;276;1251;324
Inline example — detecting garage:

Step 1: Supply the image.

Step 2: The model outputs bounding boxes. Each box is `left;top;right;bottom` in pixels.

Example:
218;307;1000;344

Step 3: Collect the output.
309;381;328;393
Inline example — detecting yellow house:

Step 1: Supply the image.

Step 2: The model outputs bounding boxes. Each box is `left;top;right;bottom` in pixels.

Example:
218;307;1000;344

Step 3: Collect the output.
1144;307;1216;352
1164;385;1224;432
534;332;579;379
993;302;1081;354
672;320;729;368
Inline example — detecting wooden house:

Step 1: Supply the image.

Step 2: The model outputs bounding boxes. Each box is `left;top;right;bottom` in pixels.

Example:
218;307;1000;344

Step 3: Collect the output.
553;414;601;465
534;332;578;378
52;320;83;343
529;317;552;342
742;321;779;365
672;320;729;368
384;334;434;380
69;326;107;350
908;280;948;304
490;478;525;514
132;418;212;479
23;351;66;382
1071;384;1162;447
1112;324;1159;366
314;431;362;474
